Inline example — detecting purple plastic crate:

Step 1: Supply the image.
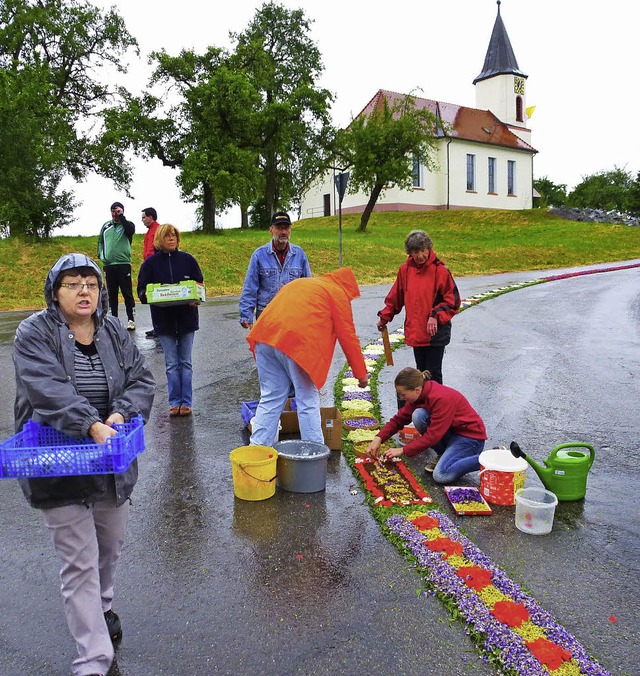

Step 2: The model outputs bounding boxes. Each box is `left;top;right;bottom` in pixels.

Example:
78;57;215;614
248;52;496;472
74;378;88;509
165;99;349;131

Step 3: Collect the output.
0;415;145;479
241;401;258;427
240;398;297;427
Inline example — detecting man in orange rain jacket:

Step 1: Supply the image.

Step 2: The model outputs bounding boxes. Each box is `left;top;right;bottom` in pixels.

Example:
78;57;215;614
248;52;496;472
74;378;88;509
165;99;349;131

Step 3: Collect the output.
247;266;369;446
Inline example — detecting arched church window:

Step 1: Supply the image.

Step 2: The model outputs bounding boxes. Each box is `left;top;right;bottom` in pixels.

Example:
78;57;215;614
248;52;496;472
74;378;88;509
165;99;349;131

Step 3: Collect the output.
516;96;523;122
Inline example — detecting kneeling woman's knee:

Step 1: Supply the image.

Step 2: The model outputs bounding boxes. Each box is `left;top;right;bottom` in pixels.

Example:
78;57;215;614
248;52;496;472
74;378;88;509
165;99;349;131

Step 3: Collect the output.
432;466;450;484
411;408;429;433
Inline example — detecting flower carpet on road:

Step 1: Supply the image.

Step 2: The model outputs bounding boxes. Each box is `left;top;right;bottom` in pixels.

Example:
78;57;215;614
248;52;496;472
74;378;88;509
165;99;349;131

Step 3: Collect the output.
354;458;433;506
387;511;609;675
335;265;631;674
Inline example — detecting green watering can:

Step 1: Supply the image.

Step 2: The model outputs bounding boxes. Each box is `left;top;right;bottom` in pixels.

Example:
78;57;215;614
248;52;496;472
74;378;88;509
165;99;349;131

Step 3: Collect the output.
510;441;595;501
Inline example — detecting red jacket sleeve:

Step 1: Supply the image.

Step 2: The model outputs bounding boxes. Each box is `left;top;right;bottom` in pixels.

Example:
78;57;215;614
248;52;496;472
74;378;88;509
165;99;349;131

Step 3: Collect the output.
378;266;406;324
377;402;415;441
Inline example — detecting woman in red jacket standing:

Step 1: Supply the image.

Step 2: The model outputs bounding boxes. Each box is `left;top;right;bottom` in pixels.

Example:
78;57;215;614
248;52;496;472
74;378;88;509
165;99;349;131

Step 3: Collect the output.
366;368;487;483
376;230;460;384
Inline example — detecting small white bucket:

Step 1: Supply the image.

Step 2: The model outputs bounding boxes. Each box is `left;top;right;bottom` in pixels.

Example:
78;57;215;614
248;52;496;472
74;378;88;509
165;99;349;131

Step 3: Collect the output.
515;487;558;535
248;417;282;443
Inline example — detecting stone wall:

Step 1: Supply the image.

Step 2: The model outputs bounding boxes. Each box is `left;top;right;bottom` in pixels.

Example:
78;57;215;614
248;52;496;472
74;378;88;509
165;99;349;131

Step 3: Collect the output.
548;207;640;226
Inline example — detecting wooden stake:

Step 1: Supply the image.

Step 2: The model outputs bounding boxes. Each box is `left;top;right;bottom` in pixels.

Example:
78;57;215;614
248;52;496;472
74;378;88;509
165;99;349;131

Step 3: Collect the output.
381;327;394;366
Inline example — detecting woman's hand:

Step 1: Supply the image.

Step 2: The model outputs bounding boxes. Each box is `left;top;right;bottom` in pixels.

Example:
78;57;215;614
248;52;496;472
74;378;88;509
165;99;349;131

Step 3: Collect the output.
376;319;386;332
358;375;369;388
365;436;382;458
381;446;404;461
105;412;125;427
427;317;438;336
88;421;118;444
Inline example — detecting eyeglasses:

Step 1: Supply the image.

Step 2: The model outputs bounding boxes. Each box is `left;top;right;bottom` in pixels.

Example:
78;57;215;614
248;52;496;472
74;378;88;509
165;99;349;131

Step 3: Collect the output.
59;282;99;292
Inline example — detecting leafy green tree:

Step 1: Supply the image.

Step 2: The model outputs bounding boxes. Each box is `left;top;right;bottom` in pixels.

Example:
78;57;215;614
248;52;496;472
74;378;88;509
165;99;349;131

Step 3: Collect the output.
0;0;137;237
103;47;262;232
0;64;75;236
533;177;567;208
104;2;333;231
567;167;636;213
335;94;438;232
231;1;335;227
628;171;640;216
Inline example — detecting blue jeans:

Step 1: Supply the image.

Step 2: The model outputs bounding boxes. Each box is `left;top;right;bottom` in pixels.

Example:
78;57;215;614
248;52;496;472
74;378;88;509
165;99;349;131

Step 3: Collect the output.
250;342;323;447
412;408;484;484
158;332;195;407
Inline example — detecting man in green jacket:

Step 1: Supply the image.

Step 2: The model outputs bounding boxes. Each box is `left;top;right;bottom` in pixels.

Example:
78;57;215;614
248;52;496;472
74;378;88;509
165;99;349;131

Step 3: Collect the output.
98;201;136;330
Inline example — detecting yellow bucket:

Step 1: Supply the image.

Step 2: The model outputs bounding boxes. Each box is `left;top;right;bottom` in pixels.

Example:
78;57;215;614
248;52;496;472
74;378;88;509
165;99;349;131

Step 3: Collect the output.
229;445;278;501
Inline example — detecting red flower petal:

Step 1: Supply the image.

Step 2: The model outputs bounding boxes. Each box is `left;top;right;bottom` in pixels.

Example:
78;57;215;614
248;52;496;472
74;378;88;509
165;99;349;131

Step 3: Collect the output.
491;600;530;627
526;637;572;670
426;537;464;558
410;514;439;531
609;615;616;623
455;566;493;591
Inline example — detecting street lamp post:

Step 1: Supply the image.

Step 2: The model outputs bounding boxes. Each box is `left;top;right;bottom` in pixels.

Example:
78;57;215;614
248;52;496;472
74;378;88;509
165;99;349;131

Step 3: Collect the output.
334;171;349;267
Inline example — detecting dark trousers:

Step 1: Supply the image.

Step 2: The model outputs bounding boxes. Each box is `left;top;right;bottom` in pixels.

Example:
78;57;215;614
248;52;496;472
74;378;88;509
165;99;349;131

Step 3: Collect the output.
396;345;447;410
104;264;135;320
413;345;446;384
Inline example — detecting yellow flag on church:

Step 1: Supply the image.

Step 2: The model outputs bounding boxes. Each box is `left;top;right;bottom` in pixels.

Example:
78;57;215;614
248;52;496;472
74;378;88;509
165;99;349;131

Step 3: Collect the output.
526;105;536;119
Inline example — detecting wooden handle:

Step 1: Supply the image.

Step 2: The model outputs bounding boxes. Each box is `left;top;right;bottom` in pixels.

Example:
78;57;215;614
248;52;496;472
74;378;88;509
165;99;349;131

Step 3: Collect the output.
381;327;394;366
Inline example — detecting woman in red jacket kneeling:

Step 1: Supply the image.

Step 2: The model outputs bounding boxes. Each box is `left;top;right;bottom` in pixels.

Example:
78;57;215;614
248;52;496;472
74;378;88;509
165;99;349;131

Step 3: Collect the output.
366;367;487;484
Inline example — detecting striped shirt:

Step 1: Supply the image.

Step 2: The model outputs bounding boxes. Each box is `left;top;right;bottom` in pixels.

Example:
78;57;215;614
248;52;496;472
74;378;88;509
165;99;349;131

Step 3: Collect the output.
74;342;109;420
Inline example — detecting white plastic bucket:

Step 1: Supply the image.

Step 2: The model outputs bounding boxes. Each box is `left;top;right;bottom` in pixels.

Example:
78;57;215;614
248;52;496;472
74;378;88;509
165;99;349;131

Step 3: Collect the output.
248;417;282;442
478;447;528;505
515;487;558;535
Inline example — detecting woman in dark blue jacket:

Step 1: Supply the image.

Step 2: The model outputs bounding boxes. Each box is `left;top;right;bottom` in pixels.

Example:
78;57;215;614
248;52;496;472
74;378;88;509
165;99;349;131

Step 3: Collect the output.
138;224;204;417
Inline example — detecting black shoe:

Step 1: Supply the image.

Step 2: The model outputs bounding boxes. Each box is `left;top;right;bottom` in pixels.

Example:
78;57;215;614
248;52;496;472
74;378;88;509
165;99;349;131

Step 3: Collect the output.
104;609;122;642
145;329;156;338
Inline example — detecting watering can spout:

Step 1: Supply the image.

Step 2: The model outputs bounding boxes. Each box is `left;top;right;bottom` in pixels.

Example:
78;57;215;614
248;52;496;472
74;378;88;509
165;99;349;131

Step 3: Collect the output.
510;441;553;487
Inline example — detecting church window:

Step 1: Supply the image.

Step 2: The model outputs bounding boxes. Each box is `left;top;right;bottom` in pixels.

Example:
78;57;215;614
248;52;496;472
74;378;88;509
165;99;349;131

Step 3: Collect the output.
516;96;523;122
466;154;476;191
412;153;423;188
488;157;497;193
507;160;516;195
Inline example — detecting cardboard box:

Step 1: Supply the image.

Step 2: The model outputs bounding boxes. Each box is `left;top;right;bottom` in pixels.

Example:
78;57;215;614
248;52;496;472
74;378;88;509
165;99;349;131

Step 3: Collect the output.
146;280;205;306
319;406;342;450
242;399;343;450
279;399;299;435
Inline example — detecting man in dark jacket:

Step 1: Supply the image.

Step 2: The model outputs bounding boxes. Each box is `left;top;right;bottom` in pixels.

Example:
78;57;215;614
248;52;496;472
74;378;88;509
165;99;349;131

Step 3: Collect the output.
97;201;136;330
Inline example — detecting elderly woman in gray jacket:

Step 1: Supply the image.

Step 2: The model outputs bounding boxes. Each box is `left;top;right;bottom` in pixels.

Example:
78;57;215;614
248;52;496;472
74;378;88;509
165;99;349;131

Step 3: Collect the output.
13;253;155;676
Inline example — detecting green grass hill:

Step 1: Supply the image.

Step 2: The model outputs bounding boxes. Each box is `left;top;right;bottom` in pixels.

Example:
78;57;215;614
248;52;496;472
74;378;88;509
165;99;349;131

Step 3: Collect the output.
4;209;640;311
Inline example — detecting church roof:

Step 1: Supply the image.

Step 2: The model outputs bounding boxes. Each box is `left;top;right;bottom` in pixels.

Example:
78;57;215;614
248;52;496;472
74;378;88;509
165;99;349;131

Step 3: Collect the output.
358;89;536;153
473;0;527;84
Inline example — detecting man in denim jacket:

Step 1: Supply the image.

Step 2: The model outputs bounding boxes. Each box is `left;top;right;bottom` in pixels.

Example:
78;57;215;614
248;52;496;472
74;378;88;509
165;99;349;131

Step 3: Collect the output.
239;211;312;328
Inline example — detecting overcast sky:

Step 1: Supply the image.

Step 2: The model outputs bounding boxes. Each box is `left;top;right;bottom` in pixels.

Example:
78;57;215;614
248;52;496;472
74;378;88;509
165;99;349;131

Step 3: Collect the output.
62;0;639;235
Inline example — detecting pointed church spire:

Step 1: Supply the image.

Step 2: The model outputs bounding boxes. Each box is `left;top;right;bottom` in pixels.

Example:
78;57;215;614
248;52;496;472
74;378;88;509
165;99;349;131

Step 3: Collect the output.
473;1;526;84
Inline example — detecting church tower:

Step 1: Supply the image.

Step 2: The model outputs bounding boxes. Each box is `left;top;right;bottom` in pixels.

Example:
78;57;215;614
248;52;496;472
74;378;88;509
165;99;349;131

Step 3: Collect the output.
474;1;530;144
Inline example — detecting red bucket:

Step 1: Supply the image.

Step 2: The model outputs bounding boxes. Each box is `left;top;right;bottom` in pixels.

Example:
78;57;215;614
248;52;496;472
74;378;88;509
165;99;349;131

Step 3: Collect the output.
479;448;528;506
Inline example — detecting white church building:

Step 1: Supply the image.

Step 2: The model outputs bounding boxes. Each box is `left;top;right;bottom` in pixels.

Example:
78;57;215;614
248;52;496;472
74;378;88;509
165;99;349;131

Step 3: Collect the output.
299;1;537;219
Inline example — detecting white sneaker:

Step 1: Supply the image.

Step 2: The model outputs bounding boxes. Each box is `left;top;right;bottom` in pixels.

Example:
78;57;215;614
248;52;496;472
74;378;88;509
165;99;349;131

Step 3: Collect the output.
424;461;437;473
126;320;136;331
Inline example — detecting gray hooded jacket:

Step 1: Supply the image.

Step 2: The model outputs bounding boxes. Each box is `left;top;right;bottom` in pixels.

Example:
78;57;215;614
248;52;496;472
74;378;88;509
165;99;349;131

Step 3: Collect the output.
13;253;155;509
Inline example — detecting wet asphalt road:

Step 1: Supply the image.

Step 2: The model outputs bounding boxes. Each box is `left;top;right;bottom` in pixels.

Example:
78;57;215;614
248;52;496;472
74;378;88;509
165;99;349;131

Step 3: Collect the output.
0;261;639;675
